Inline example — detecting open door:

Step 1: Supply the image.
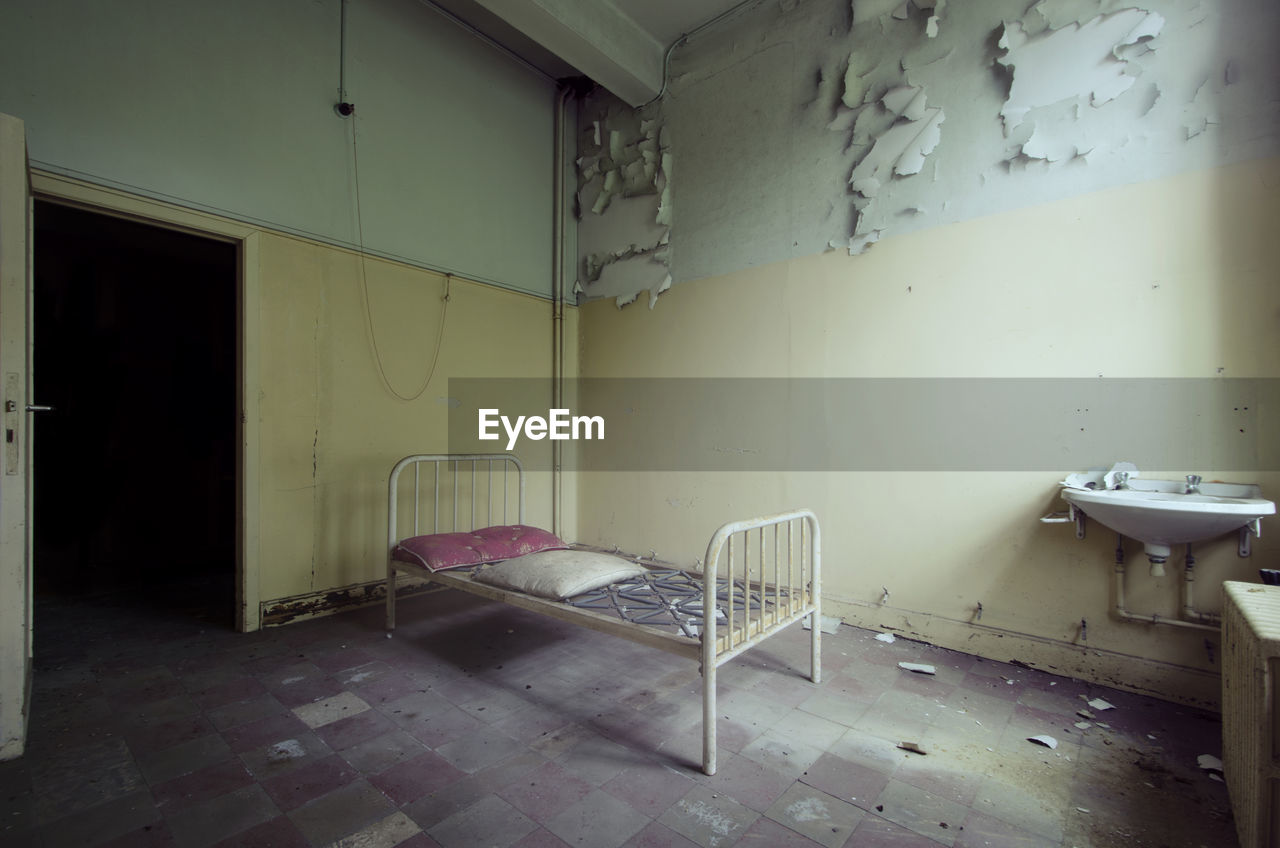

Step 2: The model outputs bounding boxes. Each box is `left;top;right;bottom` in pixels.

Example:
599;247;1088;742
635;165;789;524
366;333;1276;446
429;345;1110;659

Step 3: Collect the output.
0;113;32;761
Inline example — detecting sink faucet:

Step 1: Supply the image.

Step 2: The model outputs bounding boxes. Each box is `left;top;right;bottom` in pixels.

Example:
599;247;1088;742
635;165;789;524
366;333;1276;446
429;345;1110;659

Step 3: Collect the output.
1113;471;1130;489
1185;475;1202;494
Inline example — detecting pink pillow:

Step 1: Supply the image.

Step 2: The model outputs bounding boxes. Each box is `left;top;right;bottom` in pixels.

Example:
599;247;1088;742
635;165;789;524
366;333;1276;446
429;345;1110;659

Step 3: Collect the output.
392;525;567;572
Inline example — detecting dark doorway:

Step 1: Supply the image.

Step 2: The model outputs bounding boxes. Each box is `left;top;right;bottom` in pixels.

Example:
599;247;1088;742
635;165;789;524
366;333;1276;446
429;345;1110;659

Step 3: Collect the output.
33;201;237;627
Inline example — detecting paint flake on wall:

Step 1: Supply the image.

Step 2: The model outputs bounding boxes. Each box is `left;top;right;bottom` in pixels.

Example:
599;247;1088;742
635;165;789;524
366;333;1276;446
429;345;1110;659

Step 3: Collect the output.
827;0;964;256
917;0;946;37
848;86;945;193
576;93;672;308
575;0;1280;303
852;0;907;27
1184;74;1219;140
833;42;946;253
997;9;1165;134
1022;121;1089;163
853;0;947;35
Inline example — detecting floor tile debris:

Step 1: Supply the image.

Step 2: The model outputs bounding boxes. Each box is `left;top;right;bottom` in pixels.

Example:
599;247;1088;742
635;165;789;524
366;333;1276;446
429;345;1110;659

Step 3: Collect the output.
2;588;1235;847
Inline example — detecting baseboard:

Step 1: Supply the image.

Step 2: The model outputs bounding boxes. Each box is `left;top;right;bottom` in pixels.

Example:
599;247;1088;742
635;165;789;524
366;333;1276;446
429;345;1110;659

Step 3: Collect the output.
258;576;1222;709
260;575;443;628
823;596;1223;711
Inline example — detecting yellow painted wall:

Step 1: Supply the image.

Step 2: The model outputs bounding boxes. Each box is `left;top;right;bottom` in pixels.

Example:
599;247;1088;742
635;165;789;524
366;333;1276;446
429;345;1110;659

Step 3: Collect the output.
256;233;576;606
576;156;1280;706
26;174;576;633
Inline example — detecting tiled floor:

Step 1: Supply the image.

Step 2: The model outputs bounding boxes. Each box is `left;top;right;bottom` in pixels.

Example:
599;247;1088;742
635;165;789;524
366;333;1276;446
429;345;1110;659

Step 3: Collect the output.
3;585;1236;847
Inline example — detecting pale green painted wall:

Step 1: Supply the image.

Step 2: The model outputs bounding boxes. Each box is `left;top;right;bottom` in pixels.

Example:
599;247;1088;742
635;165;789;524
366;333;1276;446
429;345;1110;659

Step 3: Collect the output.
0;0;556;296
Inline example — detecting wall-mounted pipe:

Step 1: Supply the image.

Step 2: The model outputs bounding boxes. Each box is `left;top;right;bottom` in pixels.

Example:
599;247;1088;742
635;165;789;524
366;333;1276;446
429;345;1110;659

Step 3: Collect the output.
550;83;572;539
1180;545;1221;626
641;0;769;108
1111;543;1218;633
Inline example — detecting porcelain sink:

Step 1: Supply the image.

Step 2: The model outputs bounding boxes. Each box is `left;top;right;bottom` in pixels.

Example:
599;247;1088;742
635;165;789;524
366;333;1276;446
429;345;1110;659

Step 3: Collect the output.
1061;480;1275;562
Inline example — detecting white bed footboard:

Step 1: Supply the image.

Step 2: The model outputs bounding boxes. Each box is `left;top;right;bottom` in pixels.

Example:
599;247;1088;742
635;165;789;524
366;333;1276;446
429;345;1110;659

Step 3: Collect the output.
385;453;821;776
700;509;821;775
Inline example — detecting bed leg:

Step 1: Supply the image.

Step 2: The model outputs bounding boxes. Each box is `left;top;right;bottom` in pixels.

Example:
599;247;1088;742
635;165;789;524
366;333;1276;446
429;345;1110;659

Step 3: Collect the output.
702;661;717;776
386;566;396;633
810;606;821;685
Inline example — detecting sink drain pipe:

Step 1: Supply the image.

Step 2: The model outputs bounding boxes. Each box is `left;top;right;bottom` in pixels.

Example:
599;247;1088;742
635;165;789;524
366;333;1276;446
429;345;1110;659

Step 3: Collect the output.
1112;536;1218;632
1179;546;1221;626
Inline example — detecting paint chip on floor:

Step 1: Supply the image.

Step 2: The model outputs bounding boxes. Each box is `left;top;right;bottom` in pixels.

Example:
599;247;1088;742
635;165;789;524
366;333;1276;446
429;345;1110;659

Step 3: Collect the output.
333;811;422;848
266;739;307;762
1197;754;1223;773
293;691;371;729
785;795;831;822
803;614;842;634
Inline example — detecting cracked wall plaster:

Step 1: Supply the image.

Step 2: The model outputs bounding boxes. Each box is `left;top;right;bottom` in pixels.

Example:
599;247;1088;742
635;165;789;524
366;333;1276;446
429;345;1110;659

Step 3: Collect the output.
576;0;1280;306
575;94;672;308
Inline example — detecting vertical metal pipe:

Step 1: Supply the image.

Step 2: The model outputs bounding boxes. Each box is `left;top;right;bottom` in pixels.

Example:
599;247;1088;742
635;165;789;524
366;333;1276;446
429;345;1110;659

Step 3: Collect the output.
338;0;349;103
550;84;572;539
809;514;822;684
1180;545;1220;624
1114;559;1132;622
386;467;398;631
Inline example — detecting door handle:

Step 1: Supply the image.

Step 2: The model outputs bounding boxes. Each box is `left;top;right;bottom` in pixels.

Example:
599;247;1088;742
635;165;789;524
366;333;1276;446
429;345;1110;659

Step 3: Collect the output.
25;404;53;413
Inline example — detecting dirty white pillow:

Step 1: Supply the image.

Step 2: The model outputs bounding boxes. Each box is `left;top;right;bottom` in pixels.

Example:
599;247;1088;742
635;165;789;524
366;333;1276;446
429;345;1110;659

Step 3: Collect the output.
472;549;646;600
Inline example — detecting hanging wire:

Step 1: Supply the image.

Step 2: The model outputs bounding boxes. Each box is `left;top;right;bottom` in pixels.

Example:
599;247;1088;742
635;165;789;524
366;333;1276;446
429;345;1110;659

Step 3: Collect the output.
343;4;450;402
339;0;349;103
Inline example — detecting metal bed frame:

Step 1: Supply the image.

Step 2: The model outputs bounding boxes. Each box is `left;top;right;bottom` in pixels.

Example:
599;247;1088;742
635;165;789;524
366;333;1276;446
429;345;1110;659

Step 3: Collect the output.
385;453;821;775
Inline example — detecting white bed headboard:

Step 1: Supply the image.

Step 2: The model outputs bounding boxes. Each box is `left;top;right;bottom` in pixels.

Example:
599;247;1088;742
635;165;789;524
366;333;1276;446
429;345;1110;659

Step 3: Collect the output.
387;454;526;549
